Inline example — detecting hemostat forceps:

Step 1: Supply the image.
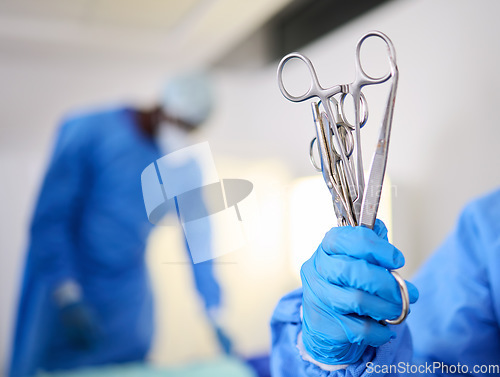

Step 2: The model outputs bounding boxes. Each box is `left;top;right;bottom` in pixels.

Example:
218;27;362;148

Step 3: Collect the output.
277;30;409;325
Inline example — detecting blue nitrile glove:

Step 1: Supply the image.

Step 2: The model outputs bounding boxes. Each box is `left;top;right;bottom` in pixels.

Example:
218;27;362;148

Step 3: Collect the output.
59;301;100;349
54;281;100;349
300;219;419;365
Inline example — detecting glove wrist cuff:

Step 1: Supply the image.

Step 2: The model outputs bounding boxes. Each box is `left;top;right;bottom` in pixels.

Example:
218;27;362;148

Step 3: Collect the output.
297;331;349;372
53;279;82;308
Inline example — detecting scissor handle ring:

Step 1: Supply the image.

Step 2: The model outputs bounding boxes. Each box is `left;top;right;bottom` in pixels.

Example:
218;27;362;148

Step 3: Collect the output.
309;137;322;172
339;92;369;130
385;270;410;325
355;31;397;85
317;111;353;159
330;121;354;159
277;52;322;103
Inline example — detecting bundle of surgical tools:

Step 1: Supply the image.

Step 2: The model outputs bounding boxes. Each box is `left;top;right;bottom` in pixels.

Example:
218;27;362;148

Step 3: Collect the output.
277;31;409;324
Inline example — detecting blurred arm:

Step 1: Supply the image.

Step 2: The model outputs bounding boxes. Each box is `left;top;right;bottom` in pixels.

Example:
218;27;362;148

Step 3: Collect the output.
173;166;221;311
28;118;91;292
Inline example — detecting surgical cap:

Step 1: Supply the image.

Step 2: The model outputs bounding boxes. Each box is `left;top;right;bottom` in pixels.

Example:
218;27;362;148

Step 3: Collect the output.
160;72;214;127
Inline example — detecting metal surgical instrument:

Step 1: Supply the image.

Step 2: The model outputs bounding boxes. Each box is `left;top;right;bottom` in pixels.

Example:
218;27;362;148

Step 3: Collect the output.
277;30;409;325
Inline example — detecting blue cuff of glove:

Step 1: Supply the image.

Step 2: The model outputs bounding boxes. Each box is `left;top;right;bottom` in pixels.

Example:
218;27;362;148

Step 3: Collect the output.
303;323;413;376
301;316;369;365
297;331;349;372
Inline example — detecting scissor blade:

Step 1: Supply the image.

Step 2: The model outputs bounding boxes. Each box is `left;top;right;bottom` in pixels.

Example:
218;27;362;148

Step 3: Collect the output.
351;89;365;223
359;64;398;229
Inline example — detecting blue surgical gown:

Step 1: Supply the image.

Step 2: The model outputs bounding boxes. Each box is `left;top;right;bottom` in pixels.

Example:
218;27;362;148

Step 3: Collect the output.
270;188;500;376
8;107;220;377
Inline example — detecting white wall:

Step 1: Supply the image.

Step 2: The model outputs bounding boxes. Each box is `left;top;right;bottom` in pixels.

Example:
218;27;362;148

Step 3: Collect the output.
204;0;500;275
1;0;500;372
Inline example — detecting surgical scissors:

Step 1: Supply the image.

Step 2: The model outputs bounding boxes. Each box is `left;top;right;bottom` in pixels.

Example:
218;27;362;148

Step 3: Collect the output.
277;30;409;325
277;30;396;223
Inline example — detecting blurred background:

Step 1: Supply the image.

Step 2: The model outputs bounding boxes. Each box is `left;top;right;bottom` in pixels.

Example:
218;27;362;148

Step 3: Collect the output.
1;0;499;375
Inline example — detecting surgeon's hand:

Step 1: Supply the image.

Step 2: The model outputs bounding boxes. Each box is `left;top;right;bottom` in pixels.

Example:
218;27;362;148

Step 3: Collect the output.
59;301;100;349
300;220;418;365
53;280;100;349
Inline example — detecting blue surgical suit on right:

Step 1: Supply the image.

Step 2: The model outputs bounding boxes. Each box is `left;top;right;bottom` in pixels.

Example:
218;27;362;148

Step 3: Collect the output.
270;188;500;376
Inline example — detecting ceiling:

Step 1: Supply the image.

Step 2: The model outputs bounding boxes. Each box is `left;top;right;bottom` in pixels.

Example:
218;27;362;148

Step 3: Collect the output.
0;0;294;67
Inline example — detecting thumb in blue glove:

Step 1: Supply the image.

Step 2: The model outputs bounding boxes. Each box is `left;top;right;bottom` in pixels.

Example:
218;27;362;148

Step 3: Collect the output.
300;219;419;365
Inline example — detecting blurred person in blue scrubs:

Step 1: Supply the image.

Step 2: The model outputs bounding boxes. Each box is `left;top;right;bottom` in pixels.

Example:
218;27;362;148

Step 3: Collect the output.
8;73;223;377
270;188;500;376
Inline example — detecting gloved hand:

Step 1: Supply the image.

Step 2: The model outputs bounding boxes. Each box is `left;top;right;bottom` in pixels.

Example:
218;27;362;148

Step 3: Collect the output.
53;280;100;349
59;301;100;350
300;220;419;365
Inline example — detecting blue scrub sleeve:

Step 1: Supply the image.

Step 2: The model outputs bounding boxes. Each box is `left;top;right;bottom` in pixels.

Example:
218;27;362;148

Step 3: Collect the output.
28;119;91;290
408;190;500;376
270;289;414;377
175;178;221;310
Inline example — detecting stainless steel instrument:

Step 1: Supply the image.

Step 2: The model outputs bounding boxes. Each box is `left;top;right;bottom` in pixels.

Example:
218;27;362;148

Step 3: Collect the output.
277;31;409;325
